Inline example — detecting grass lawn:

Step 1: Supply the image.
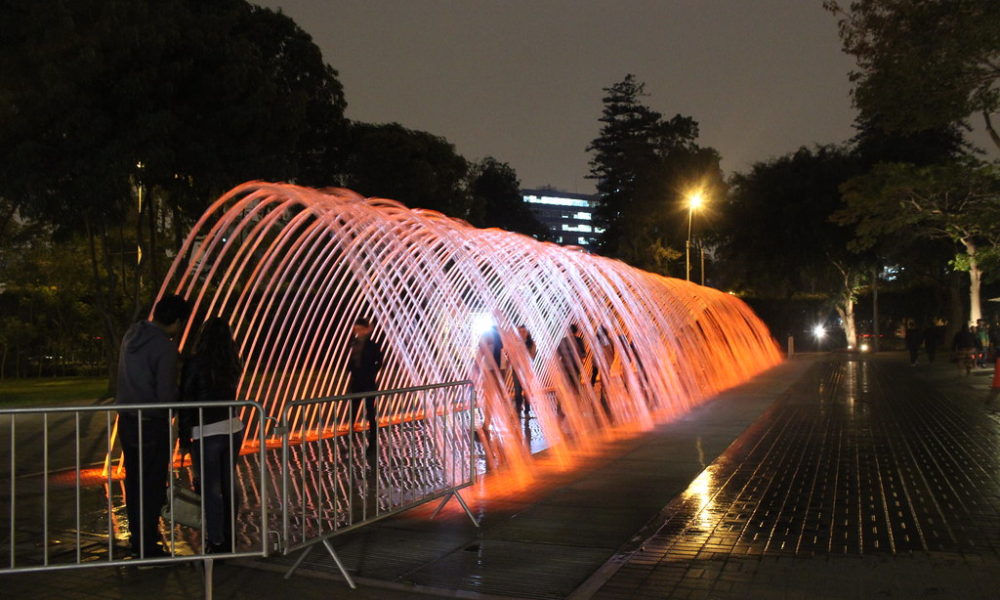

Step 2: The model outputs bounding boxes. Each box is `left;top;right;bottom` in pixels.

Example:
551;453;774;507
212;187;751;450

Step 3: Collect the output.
0;376;110;407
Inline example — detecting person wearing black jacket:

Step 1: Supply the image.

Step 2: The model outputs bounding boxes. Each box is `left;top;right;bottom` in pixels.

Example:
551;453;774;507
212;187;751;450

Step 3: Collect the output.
347;317;384;447
180;317;244;554
116;294;190;559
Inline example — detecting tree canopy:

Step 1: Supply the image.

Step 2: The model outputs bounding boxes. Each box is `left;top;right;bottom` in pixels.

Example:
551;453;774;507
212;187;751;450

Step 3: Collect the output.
467;158;550;240
587;74;722;274
713;146;869;345
0;0;349;385
833;160;1000;324
342;122;472;218
826;0;1000;150
0;0;348;229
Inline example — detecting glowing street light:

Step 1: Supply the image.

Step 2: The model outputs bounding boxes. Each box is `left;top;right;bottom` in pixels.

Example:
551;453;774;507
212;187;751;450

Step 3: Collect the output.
686;190;705;282
813;323;826;351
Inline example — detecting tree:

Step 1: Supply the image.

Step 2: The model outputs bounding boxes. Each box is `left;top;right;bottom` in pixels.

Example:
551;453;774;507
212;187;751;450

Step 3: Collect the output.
826;0;1000;151
342;122;472;218
467;158;549;240
587;74;722;274
714;146;868;347
0;205;100;379
0;0;347;385
833;160;1000;325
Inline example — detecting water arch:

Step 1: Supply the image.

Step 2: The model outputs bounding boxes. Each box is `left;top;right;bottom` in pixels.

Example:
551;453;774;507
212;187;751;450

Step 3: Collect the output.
158;182;782;479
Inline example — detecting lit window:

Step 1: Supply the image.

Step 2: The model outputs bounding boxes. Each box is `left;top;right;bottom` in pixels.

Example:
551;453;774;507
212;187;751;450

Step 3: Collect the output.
523;195;591;208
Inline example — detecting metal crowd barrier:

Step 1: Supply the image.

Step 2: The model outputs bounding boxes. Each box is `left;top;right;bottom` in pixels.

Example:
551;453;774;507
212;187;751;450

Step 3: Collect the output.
0;400;269;599
0;382;480;595
278;380;479;588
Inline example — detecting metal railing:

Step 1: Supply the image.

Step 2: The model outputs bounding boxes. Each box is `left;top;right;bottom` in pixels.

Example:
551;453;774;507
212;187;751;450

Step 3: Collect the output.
0;400;270;598
0;382;480;594
278;380;479;588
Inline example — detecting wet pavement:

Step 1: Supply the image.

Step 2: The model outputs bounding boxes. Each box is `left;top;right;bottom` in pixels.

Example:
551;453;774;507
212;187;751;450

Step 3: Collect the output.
588;353;1000;600
5;351;1000;599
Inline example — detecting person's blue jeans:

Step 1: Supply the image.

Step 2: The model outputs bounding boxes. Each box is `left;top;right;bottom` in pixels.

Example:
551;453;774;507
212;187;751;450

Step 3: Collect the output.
191;433;240;549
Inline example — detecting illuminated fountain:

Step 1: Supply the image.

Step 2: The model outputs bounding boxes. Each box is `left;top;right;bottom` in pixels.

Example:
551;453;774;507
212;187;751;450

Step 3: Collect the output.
158;181;782;485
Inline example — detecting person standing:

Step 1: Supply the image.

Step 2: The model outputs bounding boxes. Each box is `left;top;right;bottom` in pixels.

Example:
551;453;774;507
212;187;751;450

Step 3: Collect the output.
179;317;244;554
976;320;991;367
347;317;383;447
953;325;979;376
923;321;943;363
558;323;586;387
904;319;922;366
512;325;537;417
116;294;191;559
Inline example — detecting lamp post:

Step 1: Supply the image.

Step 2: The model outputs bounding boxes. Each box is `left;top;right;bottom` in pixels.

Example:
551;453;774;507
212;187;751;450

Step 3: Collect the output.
686;191;704;282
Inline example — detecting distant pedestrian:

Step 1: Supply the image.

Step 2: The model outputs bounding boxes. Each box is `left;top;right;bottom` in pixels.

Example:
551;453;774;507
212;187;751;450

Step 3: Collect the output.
558;323;586;389
593;326;615;421
987;355;1000;410
904;319;922;366
179;317;244;554
347;317;384;447
924;322;943;363
116;294;191;559
512;325;536;417
953;325;979;375
976;320;990;367
481;325;503;371
990;322;1000;361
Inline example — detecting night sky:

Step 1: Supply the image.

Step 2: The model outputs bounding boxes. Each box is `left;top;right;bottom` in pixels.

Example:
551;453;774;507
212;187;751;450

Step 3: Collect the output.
254;1;990;194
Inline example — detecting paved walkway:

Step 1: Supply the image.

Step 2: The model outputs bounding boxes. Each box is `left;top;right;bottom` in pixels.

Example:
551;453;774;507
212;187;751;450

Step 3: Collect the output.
5;352;1000;599
588;353;1000;600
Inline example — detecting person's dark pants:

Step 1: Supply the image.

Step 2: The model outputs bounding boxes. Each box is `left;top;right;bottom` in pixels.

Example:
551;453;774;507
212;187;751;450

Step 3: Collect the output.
908;346;919;364
513;376;529;416
191;432;240;550
119;415;170;556
349;383;378;448
926;343;937;363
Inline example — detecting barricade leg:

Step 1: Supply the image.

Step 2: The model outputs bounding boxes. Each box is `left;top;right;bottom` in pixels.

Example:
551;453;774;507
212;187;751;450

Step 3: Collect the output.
322;538;357;590
283;545;314;579
203;557;214;600
430;490;480;527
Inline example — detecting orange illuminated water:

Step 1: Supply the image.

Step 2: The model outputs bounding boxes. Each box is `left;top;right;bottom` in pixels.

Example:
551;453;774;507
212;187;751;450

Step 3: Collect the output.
155;182;782;489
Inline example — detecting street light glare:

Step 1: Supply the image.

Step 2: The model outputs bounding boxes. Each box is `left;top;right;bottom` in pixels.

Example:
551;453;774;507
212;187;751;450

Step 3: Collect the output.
812;324;826;339
688;191;705;211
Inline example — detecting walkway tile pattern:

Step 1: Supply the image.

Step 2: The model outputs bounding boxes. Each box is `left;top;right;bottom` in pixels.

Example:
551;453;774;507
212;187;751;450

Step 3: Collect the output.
592;355;1000;599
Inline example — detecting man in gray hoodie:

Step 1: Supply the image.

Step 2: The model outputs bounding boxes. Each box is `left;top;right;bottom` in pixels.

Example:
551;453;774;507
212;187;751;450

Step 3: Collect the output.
115;294;191;559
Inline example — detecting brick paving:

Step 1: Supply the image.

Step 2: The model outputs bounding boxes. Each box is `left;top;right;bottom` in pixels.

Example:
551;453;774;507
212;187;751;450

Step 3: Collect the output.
586;353;1000;599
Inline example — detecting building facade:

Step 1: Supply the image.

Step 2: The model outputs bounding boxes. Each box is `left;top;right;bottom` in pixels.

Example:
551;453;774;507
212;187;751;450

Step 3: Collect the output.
521;189;601;252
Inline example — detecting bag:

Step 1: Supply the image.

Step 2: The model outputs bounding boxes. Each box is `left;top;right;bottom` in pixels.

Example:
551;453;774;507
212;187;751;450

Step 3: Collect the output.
161;482;202;529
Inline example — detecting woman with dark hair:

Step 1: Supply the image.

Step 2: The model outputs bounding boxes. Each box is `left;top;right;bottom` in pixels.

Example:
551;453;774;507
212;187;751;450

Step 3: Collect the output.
180;317;244;554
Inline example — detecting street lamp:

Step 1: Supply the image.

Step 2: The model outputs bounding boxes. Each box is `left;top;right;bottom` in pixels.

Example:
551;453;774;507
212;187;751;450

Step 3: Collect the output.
686;191;705;282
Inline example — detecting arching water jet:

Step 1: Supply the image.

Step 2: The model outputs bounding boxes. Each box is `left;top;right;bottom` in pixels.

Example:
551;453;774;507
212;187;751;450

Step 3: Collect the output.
157;182;782;487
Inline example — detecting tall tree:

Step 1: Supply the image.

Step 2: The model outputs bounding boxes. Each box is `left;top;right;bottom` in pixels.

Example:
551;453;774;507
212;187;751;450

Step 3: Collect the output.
342;122;471;218
826;0;1000;150
587;74;722;274
714;146;868;346
833;160;1000;325
0;0;348;385
467;158;549;240
587;74;665;251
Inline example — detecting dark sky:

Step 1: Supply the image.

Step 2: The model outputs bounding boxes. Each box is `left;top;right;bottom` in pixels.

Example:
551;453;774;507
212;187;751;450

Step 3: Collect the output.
254;1;988;194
